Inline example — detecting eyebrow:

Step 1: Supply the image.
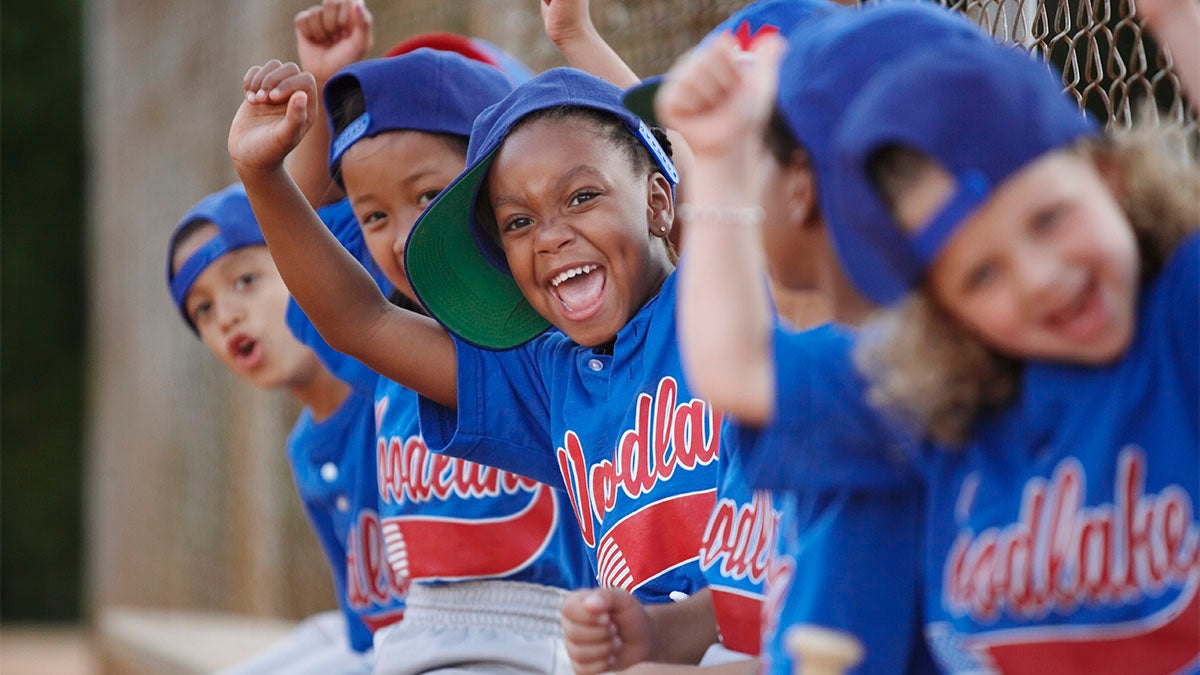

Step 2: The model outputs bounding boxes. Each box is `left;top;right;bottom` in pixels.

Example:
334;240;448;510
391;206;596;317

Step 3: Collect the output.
491;164;605;211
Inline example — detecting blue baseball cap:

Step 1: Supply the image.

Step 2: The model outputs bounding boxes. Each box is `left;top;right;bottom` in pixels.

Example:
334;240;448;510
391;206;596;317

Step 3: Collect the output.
403;67;680;349
772;2;989;306
324;48;516;182
828;41;1098;305
622;0;842;125
166;183;264;332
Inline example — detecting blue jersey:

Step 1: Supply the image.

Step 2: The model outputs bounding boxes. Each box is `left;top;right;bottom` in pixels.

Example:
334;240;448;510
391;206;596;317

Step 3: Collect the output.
374;376;594;590
419;271;721;602
699;428;781;655
747;236;1200;674
919;233;1200;674
287;390;407;651
735;323;931;674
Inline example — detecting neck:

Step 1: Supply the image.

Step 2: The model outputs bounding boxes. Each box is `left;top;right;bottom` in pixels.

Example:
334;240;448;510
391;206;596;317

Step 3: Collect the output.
288;364;352;422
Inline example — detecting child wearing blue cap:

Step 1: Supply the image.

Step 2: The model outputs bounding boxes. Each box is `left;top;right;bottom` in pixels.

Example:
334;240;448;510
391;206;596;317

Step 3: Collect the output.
235;39;603;675
658;3;996;674
227;43;744;669
667;3;1199;672
167;184;404;675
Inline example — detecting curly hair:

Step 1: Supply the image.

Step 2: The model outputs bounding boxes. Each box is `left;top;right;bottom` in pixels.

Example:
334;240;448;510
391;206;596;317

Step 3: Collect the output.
855;126;1200;447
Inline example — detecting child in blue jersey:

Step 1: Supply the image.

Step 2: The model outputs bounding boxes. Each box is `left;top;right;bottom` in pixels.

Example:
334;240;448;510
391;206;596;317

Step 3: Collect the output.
228;45;736;670
167;184;403;675
655;4;997;673
231;37;599;674
667;4;1200;673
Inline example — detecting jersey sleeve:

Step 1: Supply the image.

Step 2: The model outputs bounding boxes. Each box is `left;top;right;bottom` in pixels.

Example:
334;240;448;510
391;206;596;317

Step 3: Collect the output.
734;323;916;493
417;334;562;486
762;489;933;675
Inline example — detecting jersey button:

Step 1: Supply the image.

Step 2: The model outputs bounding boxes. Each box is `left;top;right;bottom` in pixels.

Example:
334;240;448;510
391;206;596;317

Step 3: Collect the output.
335;495;350;513
587;358;604;372
320;462;339;482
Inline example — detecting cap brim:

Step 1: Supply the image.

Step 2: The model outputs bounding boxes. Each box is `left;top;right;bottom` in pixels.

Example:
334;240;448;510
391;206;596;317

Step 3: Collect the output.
404;147;551;350
622;75;665;127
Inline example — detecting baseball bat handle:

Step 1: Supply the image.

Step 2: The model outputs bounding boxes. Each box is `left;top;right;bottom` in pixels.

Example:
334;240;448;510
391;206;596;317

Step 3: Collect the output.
786;624;865;675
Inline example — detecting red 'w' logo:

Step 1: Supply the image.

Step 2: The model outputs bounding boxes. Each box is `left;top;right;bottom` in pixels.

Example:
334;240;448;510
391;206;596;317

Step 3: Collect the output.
556;376;720;547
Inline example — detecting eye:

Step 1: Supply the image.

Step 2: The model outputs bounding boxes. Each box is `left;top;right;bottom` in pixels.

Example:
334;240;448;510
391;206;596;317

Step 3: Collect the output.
963;260;998;293
417;189;442;207
234;272;257;291
1030;204;1063;236
189;300;213;324
500;214;534;233
359;211;388;231
569;189;601;208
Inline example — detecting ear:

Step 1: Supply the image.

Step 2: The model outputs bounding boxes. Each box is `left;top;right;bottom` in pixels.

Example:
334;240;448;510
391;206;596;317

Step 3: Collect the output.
782;157;820;231
646;172;675;239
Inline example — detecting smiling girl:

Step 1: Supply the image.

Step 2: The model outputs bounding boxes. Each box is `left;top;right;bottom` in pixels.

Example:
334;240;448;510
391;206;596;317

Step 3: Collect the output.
669;10;1199;671
228;58;728;665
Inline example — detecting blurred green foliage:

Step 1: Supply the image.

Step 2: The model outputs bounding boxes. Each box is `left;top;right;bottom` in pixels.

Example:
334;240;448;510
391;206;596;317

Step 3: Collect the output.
1;0;85;620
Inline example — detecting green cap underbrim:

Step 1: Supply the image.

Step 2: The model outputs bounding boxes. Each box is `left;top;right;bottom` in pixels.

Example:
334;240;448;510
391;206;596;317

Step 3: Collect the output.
404;146;551;350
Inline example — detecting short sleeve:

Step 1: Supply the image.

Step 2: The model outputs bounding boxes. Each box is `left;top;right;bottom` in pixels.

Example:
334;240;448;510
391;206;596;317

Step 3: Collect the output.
735;323;915;492
417;334;563;486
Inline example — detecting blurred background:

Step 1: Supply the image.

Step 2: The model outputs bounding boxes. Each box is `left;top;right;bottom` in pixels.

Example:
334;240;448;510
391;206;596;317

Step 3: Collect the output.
0;0;1192;673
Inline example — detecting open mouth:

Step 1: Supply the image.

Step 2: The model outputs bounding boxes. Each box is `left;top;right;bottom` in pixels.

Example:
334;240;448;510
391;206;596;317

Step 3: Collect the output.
1045;276;1105;342
228;335;262;370
548;264;606;320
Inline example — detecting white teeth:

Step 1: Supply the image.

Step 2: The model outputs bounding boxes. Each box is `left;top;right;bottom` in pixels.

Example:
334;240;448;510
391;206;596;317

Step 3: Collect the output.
550;264;598;287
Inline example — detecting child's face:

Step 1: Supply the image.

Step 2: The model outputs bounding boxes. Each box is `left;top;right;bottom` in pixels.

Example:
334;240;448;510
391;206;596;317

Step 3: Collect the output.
173;228;319;389
485;115;675;347
342;130;467;303
900;150;1139;364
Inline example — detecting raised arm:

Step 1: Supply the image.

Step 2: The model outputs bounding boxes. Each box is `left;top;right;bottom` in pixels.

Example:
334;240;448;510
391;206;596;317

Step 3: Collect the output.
541;0;640;88
1136;0;1200;113
286;0;374;207
228;60;458;408
656;34;785;426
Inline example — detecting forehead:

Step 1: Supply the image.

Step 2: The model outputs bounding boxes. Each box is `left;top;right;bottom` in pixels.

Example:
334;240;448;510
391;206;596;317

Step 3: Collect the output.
342;129;466;175
489;115;621;185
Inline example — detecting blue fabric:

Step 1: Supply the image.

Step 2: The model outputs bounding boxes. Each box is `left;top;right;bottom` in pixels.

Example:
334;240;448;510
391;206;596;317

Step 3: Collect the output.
418;272;721;602
324;49;514;173
737;323;916;493
374;376;594;591
746;236;1200;672
733;322;930;672
758;491;936;675
918;234;1200;673
774;2;988;308
287;390;406;651
699;429;781;655
830;40;1098;305
167;184;264;330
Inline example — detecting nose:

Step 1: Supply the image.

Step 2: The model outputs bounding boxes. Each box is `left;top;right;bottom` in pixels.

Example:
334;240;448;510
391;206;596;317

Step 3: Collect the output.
534;216;574;254
1014;243;1063;305
215;296;245;332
